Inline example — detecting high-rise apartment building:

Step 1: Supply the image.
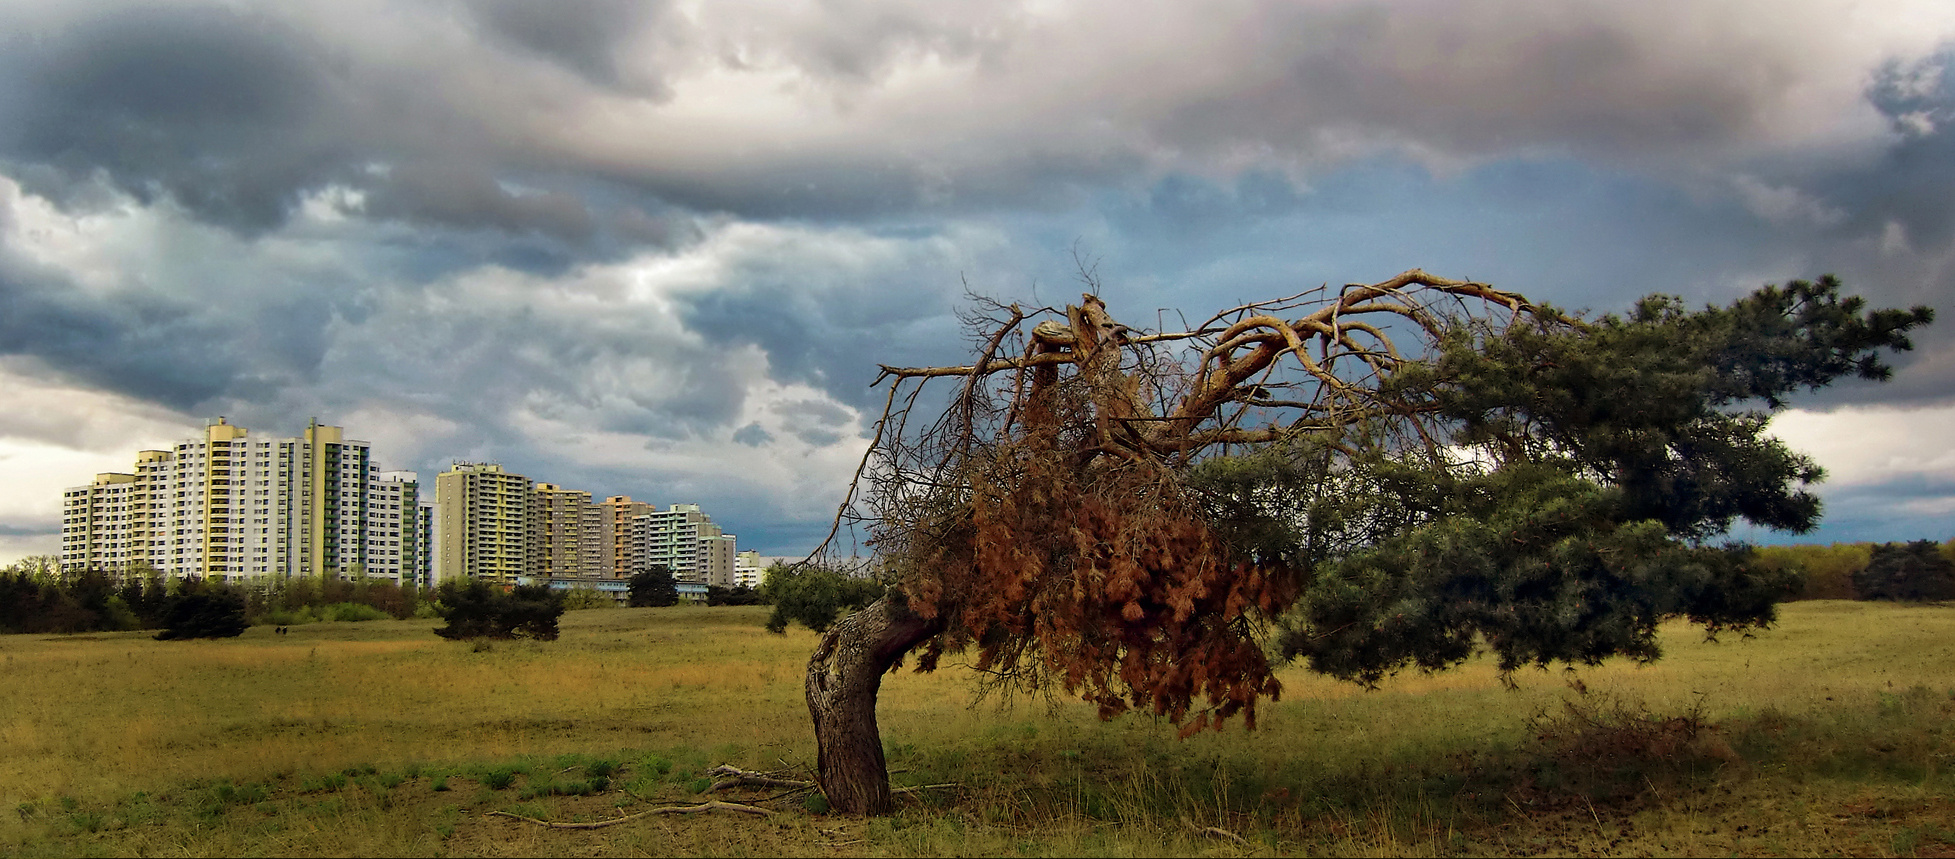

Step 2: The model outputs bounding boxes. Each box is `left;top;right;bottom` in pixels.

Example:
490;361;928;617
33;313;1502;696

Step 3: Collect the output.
374;471;433;587
59;418;426;583
531;483;601;578
434;462;533;585
598;495;653;577
733;550;765;589
630;503;736;586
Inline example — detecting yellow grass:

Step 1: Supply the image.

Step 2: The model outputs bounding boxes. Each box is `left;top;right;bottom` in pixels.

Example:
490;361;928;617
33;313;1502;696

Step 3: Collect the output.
3;601;1953;856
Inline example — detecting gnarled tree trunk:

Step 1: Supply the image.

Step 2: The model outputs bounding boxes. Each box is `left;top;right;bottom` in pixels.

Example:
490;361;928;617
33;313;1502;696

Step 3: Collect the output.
804;594;945;815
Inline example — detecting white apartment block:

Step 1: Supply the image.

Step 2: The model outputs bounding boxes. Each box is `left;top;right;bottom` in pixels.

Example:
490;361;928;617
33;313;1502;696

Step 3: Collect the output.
59;418;429;583
732;549;765;589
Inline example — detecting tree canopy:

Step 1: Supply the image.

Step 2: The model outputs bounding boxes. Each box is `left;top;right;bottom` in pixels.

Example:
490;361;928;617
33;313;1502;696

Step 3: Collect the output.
432;580;564;641
796;269;1931;813
1853;540;1955;602
628;565;679;608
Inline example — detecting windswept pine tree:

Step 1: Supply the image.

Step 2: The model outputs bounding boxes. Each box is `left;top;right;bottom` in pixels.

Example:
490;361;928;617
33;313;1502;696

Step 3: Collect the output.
777;270;1930;814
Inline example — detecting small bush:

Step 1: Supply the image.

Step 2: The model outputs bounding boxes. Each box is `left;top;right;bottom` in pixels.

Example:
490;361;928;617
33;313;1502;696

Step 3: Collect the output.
324;602;391;622
1520;684;1736;805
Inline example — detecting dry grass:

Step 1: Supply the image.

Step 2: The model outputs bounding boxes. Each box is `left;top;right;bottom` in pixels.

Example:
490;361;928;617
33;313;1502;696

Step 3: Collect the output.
3;601;1953;857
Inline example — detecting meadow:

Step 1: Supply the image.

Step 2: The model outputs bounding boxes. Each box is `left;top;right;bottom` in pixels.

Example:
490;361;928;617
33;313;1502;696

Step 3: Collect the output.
1;601;1951;857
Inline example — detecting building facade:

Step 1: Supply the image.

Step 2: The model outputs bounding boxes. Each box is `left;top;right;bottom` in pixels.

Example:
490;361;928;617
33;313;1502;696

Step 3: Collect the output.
598;495;653;578
59;418;428;583
434;462;533;585
629;503;736;587
531;483;602;579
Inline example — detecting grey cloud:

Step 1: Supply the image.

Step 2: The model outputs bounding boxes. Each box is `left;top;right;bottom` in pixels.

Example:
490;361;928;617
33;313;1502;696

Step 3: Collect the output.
0;523;54;538
463;0;677;93
771;398;852;427
4;1;1935;239
732;422;773;446
1818;54;1955;256
360;163;598;244
0;262;232;409
1;4;352;233
792;427;844;447
0;251;352;414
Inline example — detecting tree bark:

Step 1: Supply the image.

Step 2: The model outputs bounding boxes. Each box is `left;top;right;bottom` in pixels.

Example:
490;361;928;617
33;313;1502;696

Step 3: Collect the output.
804;595;945;815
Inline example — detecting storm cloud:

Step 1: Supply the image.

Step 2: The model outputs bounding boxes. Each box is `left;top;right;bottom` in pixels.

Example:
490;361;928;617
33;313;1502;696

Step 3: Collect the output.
1;0;1953;558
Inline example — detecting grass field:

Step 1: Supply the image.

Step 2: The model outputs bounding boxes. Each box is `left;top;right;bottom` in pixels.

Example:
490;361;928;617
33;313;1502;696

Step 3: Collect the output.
2;601;1951;857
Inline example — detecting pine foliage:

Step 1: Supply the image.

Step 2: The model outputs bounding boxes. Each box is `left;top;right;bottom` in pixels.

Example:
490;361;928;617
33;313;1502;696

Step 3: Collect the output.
1853;540;1955;602
627;566;679;608
817;270;1931;735
432;580;563;640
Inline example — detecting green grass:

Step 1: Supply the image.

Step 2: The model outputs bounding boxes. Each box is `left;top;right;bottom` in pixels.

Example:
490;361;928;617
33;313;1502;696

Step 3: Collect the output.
1;602;1952;856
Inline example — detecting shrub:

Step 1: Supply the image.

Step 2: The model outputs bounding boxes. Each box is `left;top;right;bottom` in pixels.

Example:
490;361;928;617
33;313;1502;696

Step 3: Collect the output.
432;580;564;641
628;566;679;607
323;602;390;622
154;584;249;640
706;584;764;606
1520;685;1736;804
1854;540;1955;602
1753;543;1871;600
762;563;886;633
562;586;617;611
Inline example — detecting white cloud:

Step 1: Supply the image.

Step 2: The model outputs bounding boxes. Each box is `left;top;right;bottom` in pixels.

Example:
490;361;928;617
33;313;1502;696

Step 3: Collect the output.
1770;404;1955;487
0;361;201;563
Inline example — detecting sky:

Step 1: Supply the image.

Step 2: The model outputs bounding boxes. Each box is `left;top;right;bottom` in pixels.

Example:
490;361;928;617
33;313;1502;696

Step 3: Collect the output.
3;0;1954;564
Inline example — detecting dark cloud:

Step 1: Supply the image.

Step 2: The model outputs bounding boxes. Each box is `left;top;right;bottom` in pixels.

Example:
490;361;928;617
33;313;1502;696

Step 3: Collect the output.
463;0;676;93
0;4;351;233
4;1;1955;562
361;163;597;243
771;398;852;427
0;523;54;538
732;422;773;446
0;262;231;409
1767;473;1955;544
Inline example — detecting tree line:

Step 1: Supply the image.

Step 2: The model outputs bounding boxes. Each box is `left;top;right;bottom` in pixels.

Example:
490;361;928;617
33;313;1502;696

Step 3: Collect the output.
0;560;437;636
0;559;828;638
1758;539;1955;601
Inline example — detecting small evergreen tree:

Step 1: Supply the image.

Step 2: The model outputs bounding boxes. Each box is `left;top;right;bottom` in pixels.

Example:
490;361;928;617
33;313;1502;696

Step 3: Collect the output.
154;581;249;640
762;564;885;633
433;580;565;640
1854;540;1955;602
628;565;679;607
707;584;765;606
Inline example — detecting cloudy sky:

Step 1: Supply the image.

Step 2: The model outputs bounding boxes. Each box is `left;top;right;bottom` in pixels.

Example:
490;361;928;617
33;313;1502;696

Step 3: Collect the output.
4;0;1954;564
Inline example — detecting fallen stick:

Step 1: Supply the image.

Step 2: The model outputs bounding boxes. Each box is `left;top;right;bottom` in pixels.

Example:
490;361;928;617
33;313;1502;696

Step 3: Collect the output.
488;800;774;830
706;764;815;792
1183;816;1250;846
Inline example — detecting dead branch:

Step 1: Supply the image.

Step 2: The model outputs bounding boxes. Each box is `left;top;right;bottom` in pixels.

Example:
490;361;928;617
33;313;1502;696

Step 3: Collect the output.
487;800;775;830
892;783;961;795
706;764;816;792
1183;816;1252;846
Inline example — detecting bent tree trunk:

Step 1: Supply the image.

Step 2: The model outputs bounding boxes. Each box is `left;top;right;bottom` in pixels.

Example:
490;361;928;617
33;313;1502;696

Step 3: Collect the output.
805;595;945;815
